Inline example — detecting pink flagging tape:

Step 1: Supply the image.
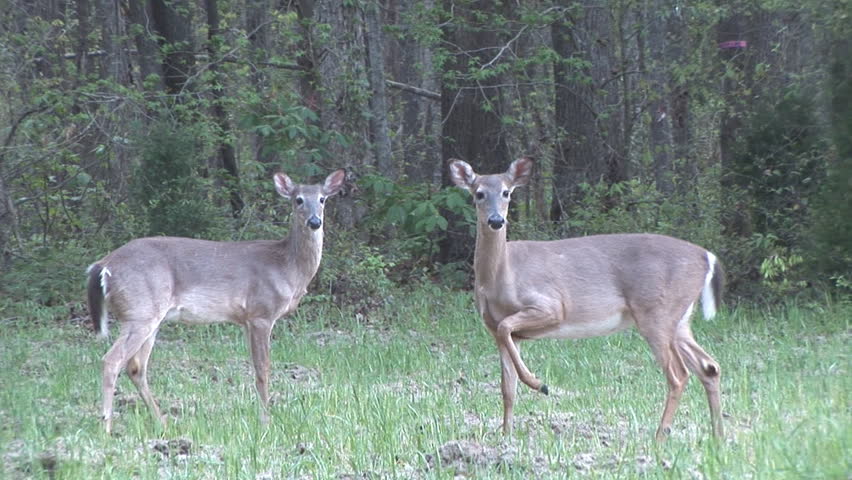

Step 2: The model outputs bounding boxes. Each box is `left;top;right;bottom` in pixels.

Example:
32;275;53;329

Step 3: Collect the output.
719;40;747;49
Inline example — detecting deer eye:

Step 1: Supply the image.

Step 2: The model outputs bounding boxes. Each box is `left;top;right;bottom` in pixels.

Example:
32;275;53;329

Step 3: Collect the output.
296;197;304;206
319;197;325;204
475;191;485;201
502;190;510;199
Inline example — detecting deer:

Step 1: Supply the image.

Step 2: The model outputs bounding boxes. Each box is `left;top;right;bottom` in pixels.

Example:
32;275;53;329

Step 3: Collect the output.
86;169;345;434
448;158;724;441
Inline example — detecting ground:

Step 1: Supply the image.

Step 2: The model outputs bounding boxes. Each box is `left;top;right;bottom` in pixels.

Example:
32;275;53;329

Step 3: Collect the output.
0;286;849;479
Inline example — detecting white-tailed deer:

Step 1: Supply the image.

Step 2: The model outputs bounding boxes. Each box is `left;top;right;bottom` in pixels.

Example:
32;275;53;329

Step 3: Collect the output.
87;169;345;433
449;158;724;440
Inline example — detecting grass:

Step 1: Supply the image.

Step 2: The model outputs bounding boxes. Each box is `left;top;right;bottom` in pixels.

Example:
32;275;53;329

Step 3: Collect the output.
0;286;849;479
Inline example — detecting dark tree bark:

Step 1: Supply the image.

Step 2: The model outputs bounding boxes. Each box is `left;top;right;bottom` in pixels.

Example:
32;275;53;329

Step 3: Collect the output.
439;0;512;263
551;0;623;225
364;0;394;178
246;0;273;164
392;0;441;184
206;0;244;216
645;0;675;194
127;0;165;90
99;0;130;85
440;2;510;177
295;0;371;229
74;0;91;82
149;0;194;95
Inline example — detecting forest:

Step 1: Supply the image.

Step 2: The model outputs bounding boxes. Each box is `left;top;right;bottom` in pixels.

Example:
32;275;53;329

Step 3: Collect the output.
0;0;849;478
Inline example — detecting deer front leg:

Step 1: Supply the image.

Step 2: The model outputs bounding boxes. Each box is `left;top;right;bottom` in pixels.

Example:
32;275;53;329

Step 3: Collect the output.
496;309;557;394
497;338;519;436
246;321;273;425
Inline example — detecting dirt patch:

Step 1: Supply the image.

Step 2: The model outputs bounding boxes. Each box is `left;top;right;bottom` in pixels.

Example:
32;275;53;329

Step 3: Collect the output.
541;410;630;446
281;363;320;382
427;440;518;474
145;438;223;467
149;438;193;459
305;329;352;347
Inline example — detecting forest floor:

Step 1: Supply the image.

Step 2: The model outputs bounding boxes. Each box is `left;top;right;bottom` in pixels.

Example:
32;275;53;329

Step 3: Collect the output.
1;286;849;479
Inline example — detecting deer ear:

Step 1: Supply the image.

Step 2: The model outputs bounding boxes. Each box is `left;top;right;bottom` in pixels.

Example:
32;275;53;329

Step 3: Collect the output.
507;157;532;188
449;160;476;190
322;169;346;196
274;173;297;199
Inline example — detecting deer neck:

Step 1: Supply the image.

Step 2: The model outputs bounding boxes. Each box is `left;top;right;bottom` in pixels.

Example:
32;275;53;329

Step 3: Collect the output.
282;219;323;282
473;225;509;288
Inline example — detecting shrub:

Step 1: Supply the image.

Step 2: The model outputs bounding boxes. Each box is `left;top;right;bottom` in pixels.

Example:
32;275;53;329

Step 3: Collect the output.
131;121;226;238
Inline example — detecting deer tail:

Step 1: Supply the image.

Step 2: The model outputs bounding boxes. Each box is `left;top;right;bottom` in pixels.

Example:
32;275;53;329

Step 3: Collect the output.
700;252;725;320
86;263;110;338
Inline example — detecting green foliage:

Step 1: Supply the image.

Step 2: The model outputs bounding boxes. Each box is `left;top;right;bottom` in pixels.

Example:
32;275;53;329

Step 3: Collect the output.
130;121;226;238
810;42;852;286
728;91;825;247
0;241;97;321
359;173;474;264
315;231;397;316
240;96;348;178
559;175;724;251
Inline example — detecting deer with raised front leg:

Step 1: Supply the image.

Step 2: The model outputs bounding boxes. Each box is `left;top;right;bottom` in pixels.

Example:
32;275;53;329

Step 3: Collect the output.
87;169;345;434
449;158;724;441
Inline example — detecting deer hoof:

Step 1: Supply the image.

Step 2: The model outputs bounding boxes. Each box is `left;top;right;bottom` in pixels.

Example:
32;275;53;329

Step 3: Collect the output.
540;384;549;395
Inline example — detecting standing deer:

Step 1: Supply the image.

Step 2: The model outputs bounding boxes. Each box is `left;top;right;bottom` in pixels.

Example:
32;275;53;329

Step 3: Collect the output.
449;158;724;440
87;169;345;433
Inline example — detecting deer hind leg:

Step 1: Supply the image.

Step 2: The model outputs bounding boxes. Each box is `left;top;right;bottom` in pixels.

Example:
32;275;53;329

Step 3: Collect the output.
246;321;274;425
635;316;691;441
675;325;723;438
126;331;165;429
497;338;520;436
101;322;159;434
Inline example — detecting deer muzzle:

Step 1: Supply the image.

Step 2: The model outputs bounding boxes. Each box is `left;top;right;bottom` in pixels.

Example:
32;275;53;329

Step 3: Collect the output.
487;214;505;230
307;216;322;230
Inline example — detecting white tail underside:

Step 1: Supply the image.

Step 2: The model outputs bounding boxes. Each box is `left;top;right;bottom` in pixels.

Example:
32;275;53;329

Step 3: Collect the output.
701;252;717;319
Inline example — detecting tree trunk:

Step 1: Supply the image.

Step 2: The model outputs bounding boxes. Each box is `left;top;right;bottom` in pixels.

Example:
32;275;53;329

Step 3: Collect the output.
645;0;674;194
74;0;91;82
439;0;511;263
393;0;441;184
99;0;130;85
127;0;165;91
551;0;622;225
207;0;244;216
246;0;273;164
299;0;370;229
364;0;394;178
150;0;194;95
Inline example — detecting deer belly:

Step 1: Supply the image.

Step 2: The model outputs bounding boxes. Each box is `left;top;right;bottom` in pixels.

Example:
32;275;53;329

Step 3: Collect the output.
528;313;633;340
163;307;231;325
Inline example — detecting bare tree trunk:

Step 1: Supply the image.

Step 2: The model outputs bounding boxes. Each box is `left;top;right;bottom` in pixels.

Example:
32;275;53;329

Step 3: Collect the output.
393;0;441;184
246;0;273;164
645;0;674;194
150;0;194;95
207;0;244;216
99;0;129;85
551;0;621;224
0;174;20;266
298;0;370;229
363;0;394;178
127;0;165;91
439;0;511;263
75;0;91;82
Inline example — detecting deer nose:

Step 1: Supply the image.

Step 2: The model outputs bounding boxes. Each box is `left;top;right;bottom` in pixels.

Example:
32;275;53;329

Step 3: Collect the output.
307;216;322;230
487;214;505;230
